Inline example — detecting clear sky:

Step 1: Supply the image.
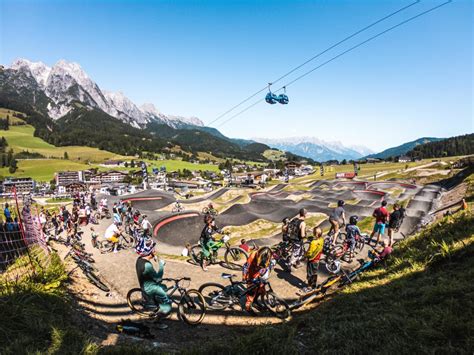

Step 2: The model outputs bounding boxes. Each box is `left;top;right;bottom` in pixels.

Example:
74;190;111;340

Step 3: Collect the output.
0;0;472;151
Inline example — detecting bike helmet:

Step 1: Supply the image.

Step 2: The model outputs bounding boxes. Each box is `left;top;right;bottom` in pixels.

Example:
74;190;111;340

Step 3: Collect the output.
282;217;290;224
338;200;345;207
256;247;273;268
136;238;156;257
349;215;359;225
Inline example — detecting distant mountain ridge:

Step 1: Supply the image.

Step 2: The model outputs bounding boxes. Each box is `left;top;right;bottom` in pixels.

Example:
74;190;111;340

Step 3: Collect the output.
254;137;374;162
365;137;444;159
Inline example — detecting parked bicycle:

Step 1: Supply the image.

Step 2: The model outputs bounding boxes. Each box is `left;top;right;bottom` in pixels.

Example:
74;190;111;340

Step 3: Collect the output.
65;247;110;292
127;277;206;325
190;234;248;270
202;206;218;216
94;207;112;220
199;273;290;319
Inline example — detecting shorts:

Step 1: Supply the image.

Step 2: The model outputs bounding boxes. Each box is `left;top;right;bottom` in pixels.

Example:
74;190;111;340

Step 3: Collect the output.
306;260;319;278
373;222;386;235
108;234;119;243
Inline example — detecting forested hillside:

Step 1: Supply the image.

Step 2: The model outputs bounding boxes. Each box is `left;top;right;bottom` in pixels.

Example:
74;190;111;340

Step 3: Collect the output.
408;133;473;159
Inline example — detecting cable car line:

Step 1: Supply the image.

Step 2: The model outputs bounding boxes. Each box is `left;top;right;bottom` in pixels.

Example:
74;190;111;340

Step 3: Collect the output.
207;0;420;127
215;0;452;129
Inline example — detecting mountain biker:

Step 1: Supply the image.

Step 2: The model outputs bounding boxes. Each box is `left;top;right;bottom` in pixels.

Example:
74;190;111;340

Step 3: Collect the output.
303;227;324;291
199;214;224;271
141;214;152;237
242;247;275;311
370;201;389;246
104;221;123;253
288;208;307;269
329;200;346;245
345;215;362;259
387;203;405;246
135;239;171;328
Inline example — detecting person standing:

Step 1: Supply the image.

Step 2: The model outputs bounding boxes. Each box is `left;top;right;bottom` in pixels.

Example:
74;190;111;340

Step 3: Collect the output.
387;203;405;246
370;201;389;246
328;200;346;245
288;208;307;269
303;227;324;292
4;203;12;223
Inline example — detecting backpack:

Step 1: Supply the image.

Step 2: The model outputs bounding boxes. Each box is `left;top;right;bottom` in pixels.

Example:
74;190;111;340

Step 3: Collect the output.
287;218;302;241
116;320;154;339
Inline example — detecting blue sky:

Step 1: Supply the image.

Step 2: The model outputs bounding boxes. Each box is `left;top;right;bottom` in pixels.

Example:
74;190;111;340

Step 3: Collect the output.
0;0;472;151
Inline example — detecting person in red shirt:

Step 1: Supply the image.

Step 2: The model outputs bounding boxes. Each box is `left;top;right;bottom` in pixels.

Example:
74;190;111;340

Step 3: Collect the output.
239;239;250;253
370;200;389;246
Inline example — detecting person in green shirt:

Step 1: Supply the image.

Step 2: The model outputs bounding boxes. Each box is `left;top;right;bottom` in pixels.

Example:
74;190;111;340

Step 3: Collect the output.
135;239;172;318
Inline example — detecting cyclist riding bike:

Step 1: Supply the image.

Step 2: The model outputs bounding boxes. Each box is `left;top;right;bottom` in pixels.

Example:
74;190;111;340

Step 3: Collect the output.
135;239;171;328
345;215;362;259
242;247;276;311
199;214;224;271
104;221;123;253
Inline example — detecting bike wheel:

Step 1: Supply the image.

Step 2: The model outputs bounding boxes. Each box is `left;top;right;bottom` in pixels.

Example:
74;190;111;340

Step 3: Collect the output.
178;289;206;325
94;212;100;221
325;258;341;274
190;244;204;265
127;288;155;316
263;291;291;320
85;271;110;292
198;282;230;310
121;234;135;249
105;211;111;219
224;247;248;270
355;237;365;253
201;207;209;214
98;241;112;254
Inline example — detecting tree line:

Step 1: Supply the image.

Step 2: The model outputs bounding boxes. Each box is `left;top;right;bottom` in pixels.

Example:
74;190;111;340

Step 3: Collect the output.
408;134;474;159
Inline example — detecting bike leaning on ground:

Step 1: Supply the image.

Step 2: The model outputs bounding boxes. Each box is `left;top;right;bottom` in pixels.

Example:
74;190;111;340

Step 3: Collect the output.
199;272;291;320
127;277;206;325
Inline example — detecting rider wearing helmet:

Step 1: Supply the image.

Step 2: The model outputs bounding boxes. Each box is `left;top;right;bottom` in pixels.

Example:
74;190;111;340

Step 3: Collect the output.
199;214;224;271
345;215;362;259
135;239;172;320
329;200;346;245
104;220;123;253
242;247;276;311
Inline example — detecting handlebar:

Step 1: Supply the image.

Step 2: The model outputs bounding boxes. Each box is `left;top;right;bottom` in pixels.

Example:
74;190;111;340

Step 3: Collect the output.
162;277;191;283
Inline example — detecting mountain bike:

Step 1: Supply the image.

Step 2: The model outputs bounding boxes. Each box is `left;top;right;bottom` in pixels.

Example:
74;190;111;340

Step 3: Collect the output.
271;239;309;271
199;273;290;320
172;201;184;213
96;233;135;253
94;207;111;220
290;268;352;310
127;277;206;325
65;247;110;292
202;206;218;216
190;234;248;270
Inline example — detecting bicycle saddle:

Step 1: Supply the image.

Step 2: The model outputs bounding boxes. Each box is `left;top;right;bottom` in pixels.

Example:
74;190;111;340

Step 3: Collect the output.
221;273;236;279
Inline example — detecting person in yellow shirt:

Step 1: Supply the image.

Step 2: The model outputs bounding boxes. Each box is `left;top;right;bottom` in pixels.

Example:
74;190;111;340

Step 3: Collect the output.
304;227;324;291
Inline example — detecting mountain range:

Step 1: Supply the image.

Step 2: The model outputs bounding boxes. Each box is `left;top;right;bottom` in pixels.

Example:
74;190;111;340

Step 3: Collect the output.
0;58;449;163
254;137;374;162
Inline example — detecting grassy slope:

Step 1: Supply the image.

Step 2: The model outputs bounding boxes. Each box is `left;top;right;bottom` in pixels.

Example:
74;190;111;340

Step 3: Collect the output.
0;124;122;162
0;254;96;354
0;158;90;182
191;211;474;354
